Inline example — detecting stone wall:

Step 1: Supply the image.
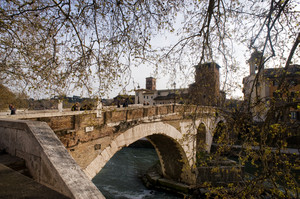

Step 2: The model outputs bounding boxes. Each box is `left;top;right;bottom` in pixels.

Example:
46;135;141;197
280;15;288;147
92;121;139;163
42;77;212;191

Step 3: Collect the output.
0;119;104;199
32;105;180;150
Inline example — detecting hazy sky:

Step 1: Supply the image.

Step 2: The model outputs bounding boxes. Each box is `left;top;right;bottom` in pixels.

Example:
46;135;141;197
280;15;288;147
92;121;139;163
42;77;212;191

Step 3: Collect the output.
106;34;249;100
103;12;250;100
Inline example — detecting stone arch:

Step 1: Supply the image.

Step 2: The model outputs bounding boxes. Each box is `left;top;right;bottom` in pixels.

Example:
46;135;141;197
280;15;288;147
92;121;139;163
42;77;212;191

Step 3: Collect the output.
196;123;207;152
211;120;227;153
195;116;225;153
83;122;194;184
194;119;213;152
195;123;207;166
147;134;193;184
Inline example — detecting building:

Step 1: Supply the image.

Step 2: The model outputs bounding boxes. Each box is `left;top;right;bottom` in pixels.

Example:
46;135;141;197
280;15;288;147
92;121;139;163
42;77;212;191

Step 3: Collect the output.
135;62;222;106
242;52;300;121
135;77;189;106
146;77;156;90
188;62;222;106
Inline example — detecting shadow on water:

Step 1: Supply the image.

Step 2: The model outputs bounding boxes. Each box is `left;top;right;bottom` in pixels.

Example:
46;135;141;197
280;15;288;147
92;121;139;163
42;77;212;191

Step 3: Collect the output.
92;146;182;199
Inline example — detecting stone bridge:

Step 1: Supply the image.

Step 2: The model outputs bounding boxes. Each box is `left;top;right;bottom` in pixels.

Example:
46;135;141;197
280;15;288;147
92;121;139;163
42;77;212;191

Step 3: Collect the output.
0;104;223;198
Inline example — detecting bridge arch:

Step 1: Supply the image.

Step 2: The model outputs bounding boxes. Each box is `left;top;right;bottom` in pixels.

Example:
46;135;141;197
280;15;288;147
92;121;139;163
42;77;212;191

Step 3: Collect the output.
195;123;207;166
194;116;225;153
84;122;195;184
211;120;230;153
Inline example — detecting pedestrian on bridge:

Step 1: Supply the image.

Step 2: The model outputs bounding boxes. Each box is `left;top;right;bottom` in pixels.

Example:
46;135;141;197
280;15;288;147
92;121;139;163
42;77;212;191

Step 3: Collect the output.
9;104;16;115
71;102;80;111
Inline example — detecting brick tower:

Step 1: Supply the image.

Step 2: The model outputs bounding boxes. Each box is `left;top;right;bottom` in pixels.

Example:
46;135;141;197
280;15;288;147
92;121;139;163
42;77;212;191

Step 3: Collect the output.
189;62;220;106
146;77;156;90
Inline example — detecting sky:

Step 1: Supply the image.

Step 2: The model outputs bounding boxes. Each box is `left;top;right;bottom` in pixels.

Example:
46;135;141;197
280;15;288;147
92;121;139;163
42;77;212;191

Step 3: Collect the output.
7;1;300;100
98;11;250;100
105;31;250;100
31;1;299;101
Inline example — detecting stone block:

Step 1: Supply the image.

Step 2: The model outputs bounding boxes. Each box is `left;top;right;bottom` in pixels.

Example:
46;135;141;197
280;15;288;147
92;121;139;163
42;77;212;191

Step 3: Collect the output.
40;156;69;195
16;129;41;157
109;140;119;153
47;116;74;131
115;133;126;147
101;149;110;162
0;127;17;155
15;149;41;181
110;110;127;122
94;144;101;151
127;109;143;120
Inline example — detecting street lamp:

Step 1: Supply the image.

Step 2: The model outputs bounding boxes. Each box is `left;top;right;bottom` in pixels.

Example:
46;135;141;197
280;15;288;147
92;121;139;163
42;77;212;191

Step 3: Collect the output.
173;82;176;111
137;85;140;104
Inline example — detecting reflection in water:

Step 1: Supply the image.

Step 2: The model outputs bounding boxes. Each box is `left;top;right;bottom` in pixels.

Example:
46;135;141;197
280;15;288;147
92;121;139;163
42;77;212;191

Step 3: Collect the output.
92;147;182;199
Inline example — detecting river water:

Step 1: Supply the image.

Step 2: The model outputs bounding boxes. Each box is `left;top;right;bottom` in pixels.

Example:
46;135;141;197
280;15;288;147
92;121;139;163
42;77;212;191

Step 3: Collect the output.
92;147;182;199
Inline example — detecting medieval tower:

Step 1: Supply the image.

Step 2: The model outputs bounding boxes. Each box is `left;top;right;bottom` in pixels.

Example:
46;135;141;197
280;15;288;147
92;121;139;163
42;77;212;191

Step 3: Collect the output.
146;77;156;90
189;62;221;106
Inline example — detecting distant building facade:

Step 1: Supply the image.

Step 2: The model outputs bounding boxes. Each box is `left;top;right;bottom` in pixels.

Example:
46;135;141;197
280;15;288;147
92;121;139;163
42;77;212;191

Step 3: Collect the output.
135;62;223;106
135;77;189;106
243;52;300;121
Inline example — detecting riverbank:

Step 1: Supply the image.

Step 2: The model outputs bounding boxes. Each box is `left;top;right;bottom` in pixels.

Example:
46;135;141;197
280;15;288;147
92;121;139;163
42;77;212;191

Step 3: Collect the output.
142;163;198;198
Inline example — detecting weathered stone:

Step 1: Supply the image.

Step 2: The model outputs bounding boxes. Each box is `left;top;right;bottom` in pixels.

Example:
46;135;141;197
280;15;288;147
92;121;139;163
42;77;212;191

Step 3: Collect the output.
0;119;105;199
1;105;221;192
94;144;101;150
0;163;70;199
197;159;244;185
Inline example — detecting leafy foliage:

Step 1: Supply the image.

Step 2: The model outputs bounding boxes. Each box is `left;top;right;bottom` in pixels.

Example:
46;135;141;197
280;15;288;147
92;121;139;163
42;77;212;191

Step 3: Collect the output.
0;0;299;197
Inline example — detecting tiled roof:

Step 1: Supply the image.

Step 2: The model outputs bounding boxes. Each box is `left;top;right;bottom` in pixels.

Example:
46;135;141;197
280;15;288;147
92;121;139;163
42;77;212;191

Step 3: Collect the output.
154;93;189;101
263;65;300;77
154;93;176;101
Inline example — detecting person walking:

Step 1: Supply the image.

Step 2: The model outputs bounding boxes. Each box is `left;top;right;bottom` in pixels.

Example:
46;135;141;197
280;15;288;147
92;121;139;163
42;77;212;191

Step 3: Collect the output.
9;104;16;115
71;102;80;111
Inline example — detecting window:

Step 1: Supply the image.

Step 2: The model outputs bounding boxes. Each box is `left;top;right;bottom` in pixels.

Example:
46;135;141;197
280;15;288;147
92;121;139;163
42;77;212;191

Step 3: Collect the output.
291;112;297;120
151;96;153;99
273;80;279;86
147;96;148;99
143;96;145;98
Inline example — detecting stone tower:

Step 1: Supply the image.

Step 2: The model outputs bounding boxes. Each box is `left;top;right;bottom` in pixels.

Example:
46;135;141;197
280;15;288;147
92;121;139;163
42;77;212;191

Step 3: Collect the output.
189;62;220;106
248;50;264;75
146;77;156;90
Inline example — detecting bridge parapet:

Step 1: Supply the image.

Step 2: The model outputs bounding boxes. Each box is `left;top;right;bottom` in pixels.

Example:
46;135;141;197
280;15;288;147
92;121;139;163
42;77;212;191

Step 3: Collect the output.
0;105;218;149
0;105;223;191
0;119;104;199
0;105;220;179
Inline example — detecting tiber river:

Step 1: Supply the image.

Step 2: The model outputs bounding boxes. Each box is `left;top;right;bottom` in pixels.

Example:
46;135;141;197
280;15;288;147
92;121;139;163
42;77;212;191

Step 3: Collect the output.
92;147;182;199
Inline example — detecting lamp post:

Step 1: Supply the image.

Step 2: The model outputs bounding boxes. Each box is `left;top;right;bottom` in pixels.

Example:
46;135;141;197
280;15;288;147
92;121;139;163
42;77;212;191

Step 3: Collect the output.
173;82;176;112
137;85;140;104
